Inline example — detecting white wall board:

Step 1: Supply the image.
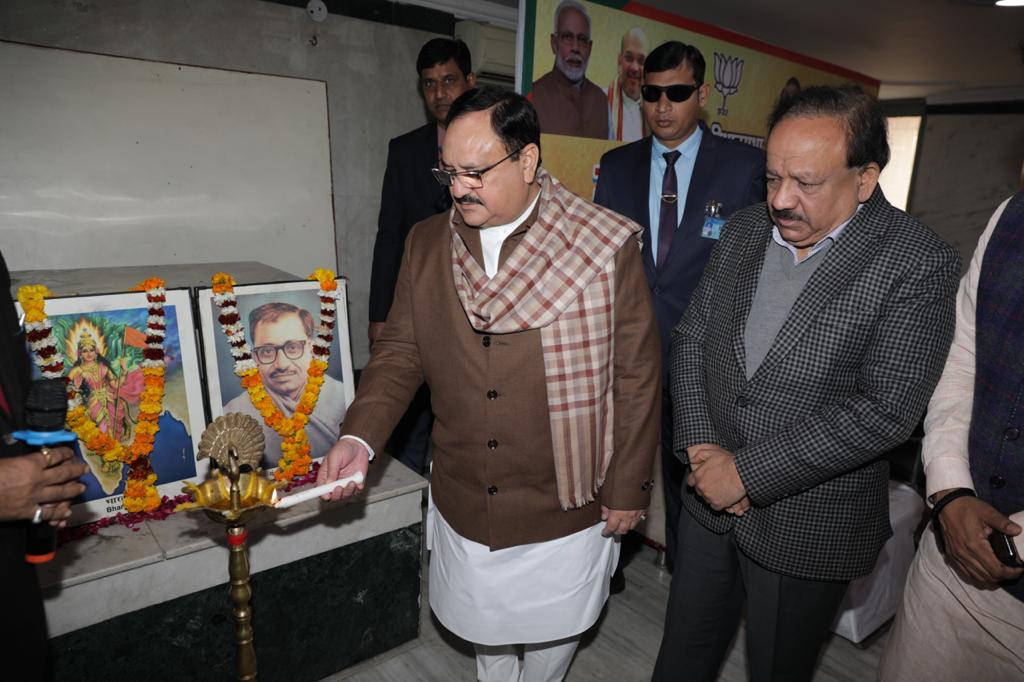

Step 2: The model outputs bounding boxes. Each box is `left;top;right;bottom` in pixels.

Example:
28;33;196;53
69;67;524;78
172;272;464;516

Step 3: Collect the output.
0;41;336;277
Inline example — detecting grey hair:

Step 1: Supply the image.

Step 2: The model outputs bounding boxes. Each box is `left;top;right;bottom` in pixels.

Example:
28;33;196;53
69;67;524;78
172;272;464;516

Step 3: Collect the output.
552;0;591;35
620;27;648;54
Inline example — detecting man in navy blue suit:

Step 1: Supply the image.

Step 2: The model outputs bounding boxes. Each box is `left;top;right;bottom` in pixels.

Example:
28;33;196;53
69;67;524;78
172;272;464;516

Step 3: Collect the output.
594;40;765;577
368;38;475;474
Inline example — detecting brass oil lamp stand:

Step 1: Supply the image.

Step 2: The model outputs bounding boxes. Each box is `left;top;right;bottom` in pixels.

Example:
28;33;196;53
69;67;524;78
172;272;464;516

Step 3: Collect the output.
180;414;285;681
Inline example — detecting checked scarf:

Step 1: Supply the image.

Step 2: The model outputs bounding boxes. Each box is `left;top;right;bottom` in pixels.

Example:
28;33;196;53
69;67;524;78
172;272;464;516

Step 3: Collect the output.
450;169;641;509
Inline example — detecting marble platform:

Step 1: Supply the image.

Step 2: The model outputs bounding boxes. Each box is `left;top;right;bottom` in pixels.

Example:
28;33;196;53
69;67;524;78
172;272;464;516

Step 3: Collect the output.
10;260;299;296
40;455;427;680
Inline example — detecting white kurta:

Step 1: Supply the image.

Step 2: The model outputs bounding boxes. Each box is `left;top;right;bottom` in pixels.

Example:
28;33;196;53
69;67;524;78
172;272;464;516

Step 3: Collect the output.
427;194;620;646
427;493;619;646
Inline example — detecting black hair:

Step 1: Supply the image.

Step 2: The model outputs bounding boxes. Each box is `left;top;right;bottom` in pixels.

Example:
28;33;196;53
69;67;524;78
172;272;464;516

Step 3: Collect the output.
445;85;541;161
643;40;705;84
767;84;890;170
416;38;472;79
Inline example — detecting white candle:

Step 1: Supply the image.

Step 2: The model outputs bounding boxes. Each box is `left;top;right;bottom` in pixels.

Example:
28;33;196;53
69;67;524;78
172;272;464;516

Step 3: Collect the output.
273;471;366;510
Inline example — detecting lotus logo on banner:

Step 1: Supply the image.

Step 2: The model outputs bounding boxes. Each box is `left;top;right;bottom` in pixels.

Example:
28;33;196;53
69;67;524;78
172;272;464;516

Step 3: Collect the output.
713;52;744;116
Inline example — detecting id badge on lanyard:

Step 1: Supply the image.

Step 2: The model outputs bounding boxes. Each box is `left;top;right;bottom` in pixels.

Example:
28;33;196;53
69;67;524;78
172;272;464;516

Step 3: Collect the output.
701;200;727;240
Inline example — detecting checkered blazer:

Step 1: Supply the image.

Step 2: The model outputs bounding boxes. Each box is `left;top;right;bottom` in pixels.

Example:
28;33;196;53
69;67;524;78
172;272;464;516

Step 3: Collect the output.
670;188;960;581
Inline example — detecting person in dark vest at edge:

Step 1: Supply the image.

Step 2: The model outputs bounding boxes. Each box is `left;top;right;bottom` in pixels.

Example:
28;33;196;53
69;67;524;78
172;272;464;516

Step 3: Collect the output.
881;190;1024;682
0;249;90;680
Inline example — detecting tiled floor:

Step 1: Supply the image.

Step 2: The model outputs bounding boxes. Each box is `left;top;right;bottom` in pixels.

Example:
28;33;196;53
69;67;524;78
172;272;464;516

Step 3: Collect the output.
326;544;888;681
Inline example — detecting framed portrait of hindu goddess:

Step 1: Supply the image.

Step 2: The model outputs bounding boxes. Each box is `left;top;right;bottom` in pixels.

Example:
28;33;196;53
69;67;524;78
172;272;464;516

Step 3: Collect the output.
17;287;208;523
196;278;355;475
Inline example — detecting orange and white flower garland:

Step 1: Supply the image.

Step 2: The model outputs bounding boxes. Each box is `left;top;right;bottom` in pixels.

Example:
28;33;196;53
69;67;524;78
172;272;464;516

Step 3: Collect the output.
18;280;167;513
211;269;337;482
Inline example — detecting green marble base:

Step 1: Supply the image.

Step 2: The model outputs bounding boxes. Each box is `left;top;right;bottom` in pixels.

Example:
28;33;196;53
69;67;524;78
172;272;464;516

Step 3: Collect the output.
50;524;422;681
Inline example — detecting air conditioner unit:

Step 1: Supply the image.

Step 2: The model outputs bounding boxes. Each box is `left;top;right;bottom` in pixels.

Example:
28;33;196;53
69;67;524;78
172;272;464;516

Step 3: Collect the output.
455;21;515;86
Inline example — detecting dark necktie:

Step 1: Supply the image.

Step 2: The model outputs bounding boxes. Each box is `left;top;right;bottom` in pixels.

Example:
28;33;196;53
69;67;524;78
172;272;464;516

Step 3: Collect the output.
658;150;681;268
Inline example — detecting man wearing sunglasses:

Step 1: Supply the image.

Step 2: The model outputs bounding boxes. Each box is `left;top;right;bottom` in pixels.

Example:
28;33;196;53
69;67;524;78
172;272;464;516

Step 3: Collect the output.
224;302;348;467
368;38;476;475
594;40;765;581
530;0;608;139
319;85;659;682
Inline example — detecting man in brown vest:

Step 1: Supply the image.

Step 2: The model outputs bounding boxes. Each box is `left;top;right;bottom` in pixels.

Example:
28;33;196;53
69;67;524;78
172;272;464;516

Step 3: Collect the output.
318;85;659;682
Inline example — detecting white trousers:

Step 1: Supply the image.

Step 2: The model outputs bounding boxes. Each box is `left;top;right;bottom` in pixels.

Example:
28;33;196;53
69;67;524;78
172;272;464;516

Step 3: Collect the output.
880;524;1024;681
474;636;580;682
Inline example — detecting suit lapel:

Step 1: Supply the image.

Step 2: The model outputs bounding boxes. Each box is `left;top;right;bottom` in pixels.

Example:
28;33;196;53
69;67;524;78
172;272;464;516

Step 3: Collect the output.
633;138;655;274
750;189;890;382
418;123;450;213
730;220;771;376
663;126;718;272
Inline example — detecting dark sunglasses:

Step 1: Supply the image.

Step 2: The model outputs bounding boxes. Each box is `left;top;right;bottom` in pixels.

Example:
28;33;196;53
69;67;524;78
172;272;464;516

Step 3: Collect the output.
641;83;701;103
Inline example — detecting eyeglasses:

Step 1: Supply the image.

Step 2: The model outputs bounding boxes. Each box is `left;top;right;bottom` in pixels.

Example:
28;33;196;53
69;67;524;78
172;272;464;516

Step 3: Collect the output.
641;83;701;103
253;339;307;365
557;31;592;48
432;148;520;189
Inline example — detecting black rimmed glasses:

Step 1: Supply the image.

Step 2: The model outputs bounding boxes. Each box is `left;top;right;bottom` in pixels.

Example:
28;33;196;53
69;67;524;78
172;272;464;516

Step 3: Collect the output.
253;339;307;365
641;83;701;103
432;148;520;189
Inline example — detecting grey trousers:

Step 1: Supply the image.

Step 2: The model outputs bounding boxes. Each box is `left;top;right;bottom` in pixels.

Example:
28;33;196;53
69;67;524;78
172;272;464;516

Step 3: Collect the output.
652;507;849;682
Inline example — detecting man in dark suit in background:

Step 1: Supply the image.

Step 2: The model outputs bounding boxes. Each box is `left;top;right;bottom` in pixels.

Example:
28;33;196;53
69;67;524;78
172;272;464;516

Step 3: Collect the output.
653;85;960;681
368;38;475;474
594;41;765;577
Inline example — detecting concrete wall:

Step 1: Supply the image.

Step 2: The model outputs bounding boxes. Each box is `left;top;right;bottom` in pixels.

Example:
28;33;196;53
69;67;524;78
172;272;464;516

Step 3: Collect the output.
0;0;444;367
909;112;1024;266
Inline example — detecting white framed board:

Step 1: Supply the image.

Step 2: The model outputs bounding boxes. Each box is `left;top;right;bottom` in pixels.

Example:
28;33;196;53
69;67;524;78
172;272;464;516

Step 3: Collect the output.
0;41;336;276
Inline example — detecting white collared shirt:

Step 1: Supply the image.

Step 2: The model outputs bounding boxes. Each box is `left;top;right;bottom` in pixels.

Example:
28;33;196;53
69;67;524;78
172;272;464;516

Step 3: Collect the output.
479;191;541;277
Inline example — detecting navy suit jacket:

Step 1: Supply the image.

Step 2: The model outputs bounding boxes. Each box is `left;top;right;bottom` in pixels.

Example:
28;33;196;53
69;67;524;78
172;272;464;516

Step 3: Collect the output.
369;122;451;322
594;122;766;372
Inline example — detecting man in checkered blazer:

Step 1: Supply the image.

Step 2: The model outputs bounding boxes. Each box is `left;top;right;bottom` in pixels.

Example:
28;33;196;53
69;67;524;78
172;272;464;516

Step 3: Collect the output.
653;85;961;681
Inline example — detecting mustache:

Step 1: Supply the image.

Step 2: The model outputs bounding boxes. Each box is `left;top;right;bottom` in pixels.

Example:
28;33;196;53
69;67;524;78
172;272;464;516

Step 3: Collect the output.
269;368;300;378
456;195;485;206
770;208;806;223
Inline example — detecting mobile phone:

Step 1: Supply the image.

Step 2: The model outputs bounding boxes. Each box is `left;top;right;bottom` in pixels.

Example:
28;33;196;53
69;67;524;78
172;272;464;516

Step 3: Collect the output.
989;531;1024;568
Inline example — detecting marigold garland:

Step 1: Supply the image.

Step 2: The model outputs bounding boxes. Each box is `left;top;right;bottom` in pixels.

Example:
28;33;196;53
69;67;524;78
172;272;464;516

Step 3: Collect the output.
19;279;168;513
211;270;338;481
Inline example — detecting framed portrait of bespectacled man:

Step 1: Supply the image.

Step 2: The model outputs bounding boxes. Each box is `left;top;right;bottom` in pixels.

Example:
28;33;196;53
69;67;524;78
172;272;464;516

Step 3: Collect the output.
196;279;355;472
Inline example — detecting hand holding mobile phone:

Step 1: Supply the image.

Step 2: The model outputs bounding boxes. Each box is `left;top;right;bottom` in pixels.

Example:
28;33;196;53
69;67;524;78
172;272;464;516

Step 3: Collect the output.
989;510;1024;569
988;531;1024;568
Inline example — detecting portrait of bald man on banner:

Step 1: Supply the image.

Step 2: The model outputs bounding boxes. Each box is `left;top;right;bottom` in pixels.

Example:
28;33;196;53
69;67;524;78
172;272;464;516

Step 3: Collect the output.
606;27;648;142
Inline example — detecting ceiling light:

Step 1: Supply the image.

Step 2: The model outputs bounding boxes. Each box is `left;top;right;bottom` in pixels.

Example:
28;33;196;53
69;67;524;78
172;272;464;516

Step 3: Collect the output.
996;0;1024;6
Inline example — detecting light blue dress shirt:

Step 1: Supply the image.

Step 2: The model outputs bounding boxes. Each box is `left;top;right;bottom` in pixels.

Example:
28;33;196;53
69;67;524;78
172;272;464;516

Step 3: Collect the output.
648;126;703;252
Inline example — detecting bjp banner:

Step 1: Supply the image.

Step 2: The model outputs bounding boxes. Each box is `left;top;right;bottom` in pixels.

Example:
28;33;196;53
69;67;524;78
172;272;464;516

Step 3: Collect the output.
519;0;879;198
